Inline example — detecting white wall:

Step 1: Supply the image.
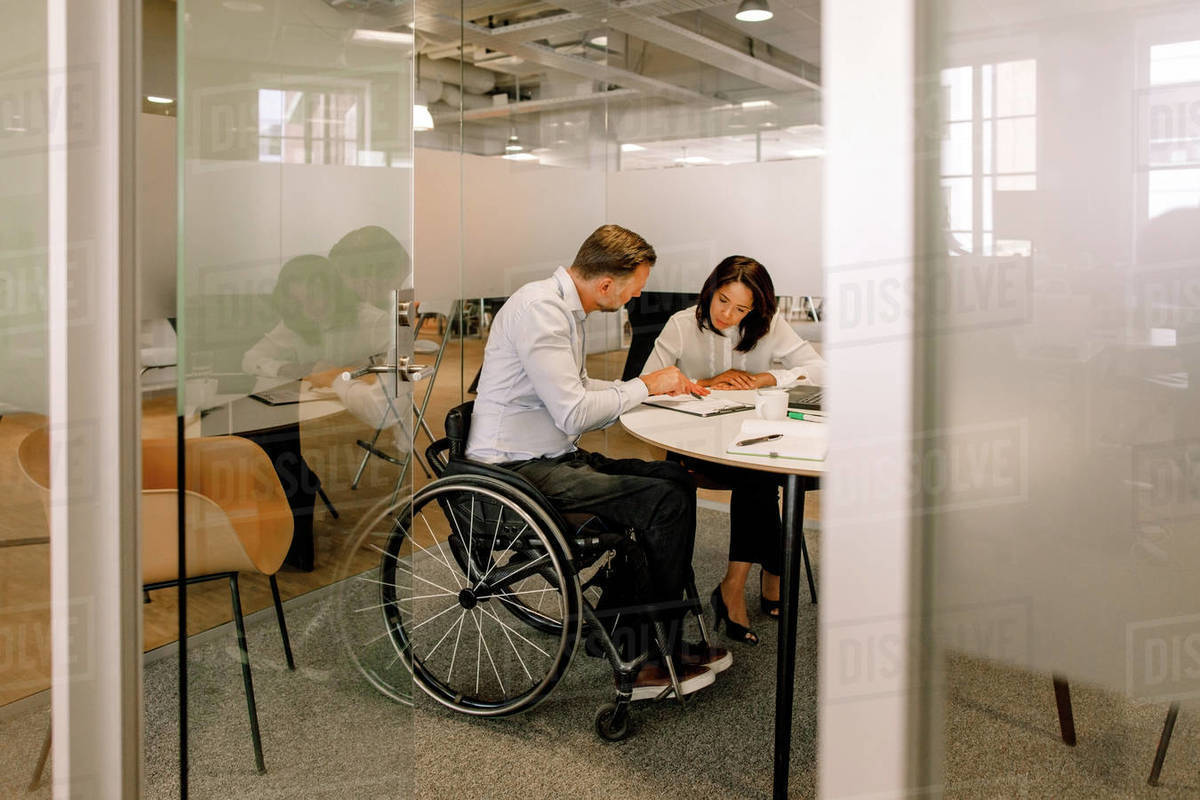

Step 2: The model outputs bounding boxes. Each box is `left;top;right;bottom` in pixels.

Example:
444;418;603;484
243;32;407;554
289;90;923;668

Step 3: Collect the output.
153;144;820;310
413;147;822;305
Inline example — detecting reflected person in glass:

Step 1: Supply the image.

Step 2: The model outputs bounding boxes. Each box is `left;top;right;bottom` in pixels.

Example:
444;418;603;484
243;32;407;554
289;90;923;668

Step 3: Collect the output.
242;254;404;448
641;255;826;644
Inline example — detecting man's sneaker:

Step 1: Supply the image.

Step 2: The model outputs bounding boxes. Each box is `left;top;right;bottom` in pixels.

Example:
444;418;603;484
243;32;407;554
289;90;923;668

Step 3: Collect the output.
628;662;714;702
678;641;733;674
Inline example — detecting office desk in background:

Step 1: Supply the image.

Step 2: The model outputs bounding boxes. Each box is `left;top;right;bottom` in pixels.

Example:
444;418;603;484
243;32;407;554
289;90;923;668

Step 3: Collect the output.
620;394;824;800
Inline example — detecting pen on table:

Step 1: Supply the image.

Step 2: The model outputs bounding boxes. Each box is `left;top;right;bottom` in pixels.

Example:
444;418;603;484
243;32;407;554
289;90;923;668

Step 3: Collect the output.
690;391;704;400
735;433;783;447
787;411;825;423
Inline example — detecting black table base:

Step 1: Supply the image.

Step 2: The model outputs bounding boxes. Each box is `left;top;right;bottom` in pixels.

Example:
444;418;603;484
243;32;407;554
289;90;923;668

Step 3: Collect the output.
774;474;820;799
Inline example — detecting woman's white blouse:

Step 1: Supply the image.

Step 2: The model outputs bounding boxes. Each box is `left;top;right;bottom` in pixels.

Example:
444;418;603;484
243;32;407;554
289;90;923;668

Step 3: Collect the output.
642;306;825;387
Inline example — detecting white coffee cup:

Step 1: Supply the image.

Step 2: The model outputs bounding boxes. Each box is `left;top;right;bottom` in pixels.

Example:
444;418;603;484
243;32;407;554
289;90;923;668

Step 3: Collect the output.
185;377;218;409
754;387;788;421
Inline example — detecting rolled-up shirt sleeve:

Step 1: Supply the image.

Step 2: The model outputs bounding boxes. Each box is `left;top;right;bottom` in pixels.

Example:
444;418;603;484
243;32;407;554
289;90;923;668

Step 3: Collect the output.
516;303;648;436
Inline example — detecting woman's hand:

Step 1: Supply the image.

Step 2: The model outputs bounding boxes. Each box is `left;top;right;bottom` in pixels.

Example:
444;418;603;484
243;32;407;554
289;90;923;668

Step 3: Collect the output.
705;371;776;390
702;369;759;390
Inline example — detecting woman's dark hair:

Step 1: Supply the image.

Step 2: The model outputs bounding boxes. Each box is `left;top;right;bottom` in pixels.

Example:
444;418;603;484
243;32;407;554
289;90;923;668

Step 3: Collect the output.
272;255;359;345
695;255;777;353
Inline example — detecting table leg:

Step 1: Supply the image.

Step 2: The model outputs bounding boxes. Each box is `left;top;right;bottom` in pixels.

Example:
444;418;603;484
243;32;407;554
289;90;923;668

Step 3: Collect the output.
774;474;811;799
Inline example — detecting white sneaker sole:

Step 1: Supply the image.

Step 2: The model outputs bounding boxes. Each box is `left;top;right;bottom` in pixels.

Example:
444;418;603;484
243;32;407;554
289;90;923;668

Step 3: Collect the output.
629;666;715;702
704;650;733;674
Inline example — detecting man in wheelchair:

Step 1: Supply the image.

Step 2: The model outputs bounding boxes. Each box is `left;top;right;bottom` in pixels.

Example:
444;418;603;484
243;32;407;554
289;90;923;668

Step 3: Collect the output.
466;224;731;701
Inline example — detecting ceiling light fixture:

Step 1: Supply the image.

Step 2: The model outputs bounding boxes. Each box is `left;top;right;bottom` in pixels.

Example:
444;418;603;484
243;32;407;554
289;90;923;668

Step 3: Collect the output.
353;29;415;46
502;152;538;161
620;143;645;152
674;155;711;165
413;93;434;132
735;0;773;23
146;96;174;104
505;133;523;153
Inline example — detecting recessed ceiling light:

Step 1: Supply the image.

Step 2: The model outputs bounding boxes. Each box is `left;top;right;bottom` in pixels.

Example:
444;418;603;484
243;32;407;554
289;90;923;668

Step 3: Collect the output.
787;148;825;158
735;0;773;22
620;143;645;152
352;29;415;46
505;133;523;153
146;96;174;104
502;152;539;161
741;100;776;110
674;155;711;165
589;33;609;48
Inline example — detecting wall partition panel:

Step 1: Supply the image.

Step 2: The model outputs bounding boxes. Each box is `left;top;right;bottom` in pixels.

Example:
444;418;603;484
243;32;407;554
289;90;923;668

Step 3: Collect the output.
169;0;414;795
917;0;1200;795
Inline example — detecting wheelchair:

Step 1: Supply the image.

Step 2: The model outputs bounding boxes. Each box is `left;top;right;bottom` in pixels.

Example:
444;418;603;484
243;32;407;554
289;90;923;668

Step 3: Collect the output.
373;401;712;740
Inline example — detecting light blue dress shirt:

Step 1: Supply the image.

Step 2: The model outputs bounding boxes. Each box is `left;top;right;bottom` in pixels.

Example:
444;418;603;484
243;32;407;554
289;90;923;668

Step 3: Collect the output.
466;266;650;464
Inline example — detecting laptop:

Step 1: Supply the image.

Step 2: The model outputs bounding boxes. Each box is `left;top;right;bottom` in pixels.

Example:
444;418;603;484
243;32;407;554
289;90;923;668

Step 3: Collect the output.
786;385;824;411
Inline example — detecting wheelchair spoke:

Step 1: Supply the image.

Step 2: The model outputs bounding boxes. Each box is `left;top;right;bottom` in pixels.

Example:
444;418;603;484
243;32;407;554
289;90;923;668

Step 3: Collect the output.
471;608;506;697
447;605;467;686
480;605;553;659
417;513;464;590
486;552;550;592
476;522;530;586
353;589;454;613
488;606;534;686
412;599;464;631
422;609;467;664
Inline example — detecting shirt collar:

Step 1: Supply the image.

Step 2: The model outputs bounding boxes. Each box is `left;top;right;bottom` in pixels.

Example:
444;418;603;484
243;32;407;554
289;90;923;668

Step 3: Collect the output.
552;266;587;320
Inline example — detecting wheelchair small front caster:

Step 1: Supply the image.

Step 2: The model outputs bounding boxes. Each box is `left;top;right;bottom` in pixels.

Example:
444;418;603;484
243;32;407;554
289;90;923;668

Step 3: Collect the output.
594;701;632;742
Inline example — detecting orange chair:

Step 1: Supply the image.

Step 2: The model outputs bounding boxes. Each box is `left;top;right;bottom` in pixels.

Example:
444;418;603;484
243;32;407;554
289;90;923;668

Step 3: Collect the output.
18;429;296;776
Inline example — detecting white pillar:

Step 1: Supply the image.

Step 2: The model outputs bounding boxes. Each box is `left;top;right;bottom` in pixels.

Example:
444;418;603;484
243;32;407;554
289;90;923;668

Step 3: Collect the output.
819;0;933;797
47;0;142;796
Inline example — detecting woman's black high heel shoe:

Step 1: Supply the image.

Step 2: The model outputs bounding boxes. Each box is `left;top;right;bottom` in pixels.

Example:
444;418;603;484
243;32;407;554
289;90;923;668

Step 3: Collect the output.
711;586;759;646
760;570;781;618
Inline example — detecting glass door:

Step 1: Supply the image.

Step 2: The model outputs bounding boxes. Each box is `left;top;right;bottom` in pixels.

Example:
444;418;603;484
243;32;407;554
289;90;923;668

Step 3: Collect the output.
161;0;415;794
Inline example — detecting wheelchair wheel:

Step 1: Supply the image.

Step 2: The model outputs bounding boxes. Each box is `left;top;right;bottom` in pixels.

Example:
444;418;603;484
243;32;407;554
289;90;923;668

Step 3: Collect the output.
379;475;582;717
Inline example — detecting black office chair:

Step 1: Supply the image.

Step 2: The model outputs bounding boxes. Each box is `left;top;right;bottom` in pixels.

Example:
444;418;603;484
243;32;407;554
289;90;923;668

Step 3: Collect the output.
621;291;699;380
369;402;711;740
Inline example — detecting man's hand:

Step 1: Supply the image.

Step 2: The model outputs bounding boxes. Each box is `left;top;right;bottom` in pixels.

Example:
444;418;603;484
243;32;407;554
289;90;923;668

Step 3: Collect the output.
639;366;709;397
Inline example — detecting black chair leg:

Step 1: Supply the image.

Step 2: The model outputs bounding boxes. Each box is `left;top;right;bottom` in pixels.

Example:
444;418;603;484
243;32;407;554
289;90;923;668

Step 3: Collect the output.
316;486;339;520
229;575;266;774
1052;675;1076;746
799;528;817;604
269;574;295;671
29;718;51;790
1148;703;1180;786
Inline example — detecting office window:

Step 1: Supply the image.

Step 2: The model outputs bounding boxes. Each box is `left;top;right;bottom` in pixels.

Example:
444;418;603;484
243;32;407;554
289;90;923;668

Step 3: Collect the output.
258;86;365;165
1146;40;1200;220
940;59;1037;256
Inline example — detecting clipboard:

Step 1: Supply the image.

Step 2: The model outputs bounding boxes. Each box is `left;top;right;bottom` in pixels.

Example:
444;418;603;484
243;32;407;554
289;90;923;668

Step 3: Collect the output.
642;395;753;417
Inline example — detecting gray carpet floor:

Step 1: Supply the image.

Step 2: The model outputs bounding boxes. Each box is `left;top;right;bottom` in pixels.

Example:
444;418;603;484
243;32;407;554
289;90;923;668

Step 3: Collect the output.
2;507;1199;799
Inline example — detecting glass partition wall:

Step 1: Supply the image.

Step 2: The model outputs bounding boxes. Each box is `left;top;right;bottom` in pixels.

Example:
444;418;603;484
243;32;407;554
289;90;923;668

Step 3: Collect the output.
161;0;415;795
916;0;1200;795
0;1;53;793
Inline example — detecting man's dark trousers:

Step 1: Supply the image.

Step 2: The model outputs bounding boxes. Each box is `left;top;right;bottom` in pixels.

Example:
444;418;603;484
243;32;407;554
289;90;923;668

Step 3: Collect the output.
509;450;696;657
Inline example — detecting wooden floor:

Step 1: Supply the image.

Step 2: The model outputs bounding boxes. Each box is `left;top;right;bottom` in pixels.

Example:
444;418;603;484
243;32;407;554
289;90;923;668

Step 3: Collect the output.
0;333;820;708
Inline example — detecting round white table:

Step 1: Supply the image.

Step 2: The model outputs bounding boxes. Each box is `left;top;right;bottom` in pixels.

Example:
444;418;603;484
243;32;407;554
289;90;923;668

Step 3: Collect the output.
620;391;824;800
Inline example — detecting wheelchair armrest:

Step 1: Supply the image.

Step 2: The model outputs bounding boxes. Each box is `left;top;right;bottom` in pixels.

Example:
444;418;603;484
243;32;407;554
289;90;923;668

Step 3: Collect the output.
425;438;453;478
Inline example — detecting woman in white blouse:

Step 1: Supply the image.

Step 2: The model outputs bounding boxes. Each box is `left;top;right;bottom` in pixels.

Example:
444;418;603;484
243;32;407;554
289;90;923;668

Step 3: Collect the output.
642;255;825;645
242;255;404;448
